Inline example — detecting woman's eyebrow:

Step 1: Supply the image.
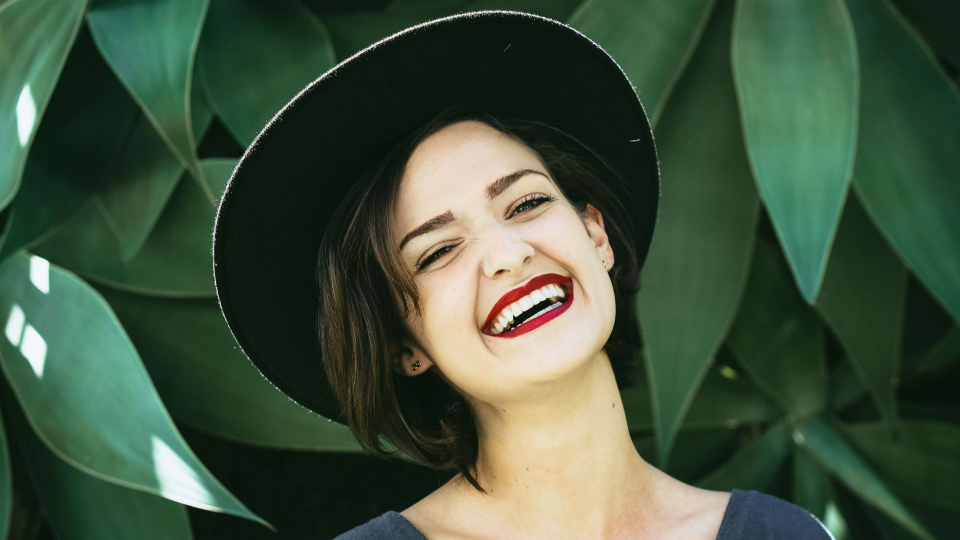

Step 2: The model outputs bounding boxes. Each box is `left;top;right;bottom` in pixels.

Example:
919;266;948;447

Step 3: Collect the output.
398;169;548;251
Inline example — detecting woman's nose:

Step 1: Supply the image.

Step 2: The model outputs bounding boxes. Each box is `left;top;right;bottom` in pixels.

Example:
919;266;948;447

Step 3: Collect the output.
478;220;535;279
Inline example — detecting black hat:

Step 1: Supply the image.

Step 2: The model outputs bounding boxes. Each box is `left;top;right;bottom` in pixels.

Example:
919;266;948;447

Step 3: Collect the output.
212;10;660;425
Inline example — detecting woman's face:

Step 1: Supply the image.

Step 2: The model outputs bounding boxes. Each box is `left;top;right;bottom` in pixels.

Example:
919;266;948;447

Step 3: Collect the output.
392;120;617;408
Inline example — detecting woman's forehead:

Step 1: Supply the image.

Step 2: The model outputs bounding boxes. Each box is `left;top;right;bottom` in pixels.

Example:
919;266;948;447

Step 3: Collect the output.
398;121;546;203
392;121;551;243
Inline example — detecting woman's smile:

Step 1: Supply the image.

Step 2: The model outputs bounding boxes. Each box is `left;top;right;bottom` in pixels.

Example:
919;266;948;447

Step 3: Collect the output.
482;273;574;337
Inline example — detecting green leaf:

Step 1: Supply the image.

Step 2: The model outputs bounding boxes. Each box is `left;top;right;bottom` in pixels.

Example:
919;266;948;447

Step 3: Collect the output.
633;427;741;483
95;114;188;264
795;418;934;540
682;359;781;431
0;24;137;265
861;493;960;540
0;251;268;527
3;390;193;540
816;192;907;434
97;61;214;264
0;0;90;212
829;475;885;540
95;285;363;451
694;419;790;492
87;0;214;201
199;0;336;146
732;0;859;302
844;0;960;326
840;419;960;511
829;356;869;413
29;160;228;297
637;0;760;467
900;275;958;375
0;395;10;538
912;326;960;374
727;237;828;421
890;0;960;68
567;0;716;127
622;358;779;433
793;446;831;521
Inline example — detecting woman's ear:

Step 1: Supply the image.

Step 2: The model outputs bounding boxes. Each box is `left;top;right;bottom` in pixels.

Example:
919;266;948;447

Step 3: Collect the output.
391;341;434;376
583;203;614;271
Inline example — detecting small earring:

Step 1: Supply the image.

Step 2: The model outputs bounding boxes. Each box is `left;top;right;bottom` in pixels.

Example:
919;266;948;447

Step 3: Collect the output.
602;258;607;271
411;360;422;372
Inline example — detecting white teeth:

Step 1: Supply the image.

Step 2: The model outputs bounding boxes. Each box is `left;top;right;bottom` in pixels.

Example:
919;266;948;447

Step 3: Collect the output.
489;282;569;335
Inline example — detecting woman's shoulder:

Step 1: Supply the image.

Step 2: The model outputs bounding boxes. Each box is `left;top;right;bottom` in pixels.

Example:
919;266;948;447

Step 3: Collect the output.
330;510;426;540
717;488;836;540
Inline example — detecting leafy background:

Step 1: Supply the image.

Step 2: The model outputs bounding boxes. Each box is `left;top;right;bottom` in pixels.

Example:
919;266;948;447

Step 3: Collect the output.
1;0;958;538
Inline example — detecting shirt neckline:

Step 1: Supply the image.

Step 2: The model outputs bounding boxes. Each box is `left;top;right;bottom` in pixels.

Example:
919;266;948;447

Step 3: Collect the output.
389;489;745;540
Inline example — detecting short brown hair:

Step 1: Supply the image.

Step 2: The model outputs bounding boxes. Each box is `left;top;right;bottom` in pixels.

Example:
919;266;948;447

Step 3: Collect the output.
316;103;644;494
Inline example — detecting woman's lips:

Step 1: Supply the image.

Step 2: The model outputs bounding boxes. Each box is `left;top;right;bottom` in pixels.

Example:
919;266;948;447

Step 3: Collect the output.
489;289;573;338
482;273;574;336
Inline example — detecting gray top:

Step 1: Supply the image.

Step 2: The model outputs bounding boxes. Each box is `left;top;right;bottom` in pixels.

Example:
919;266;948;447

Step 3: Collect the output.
331;489;836;539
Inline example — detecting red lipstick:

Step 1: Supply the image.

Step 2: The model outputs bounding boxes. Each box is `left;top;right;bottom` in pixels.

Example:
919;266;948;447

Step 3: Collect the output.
482;273;574;337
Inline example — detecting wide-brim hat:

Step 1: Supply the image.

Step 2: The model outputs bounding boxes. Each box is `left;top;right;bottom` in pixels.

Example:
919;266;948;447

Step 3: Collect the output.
212;9;660;425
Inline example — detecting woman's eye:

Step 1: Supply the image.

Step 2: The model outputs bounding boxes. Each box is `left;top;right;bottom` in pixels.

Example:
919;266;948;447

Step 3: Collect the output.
416;195;555;272
417;244;458;271
509;194;555;217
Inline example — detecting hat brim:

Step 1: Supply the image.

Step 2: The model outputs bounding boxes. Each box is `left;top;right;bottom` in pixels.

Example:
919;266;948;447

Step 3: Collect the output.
212;9;660;424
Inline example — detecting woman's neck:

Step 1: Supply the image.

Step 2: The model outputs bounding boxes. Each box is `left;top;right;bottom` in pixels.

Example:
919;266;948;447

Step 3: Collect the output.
442;353;663;539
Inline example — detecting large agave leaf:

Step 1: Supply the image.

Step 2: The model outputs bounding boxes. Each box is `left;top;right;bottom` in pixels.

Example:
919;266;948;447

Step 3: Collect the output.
900;275;959;375
632;427;741;483
731;0;858;302
793;446;831;521
829;356;868;413
682;360;780;431
4;391;193;540
0;25;137;265
860;492;960;540
199;0;336;146
622;357;779;433
0;0;89;212
96;66;214;264
694;419;790;491
843;0;960;326
0;251;267;527
794;418;933;540
890;0;960;68
727;237;828;421
637;0;760;467
96;285;362;451
816;192;906;435
840;419;960;511
87;0;213;201
567;0;716;127
911;326;960;374
29;160;229;297
94;115;190;264
0;394;9;538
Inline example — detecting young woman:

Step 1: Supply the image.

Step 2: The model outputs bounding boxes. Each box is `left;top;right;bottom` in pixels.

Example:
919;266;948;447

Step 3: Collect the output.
212;10;834;540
